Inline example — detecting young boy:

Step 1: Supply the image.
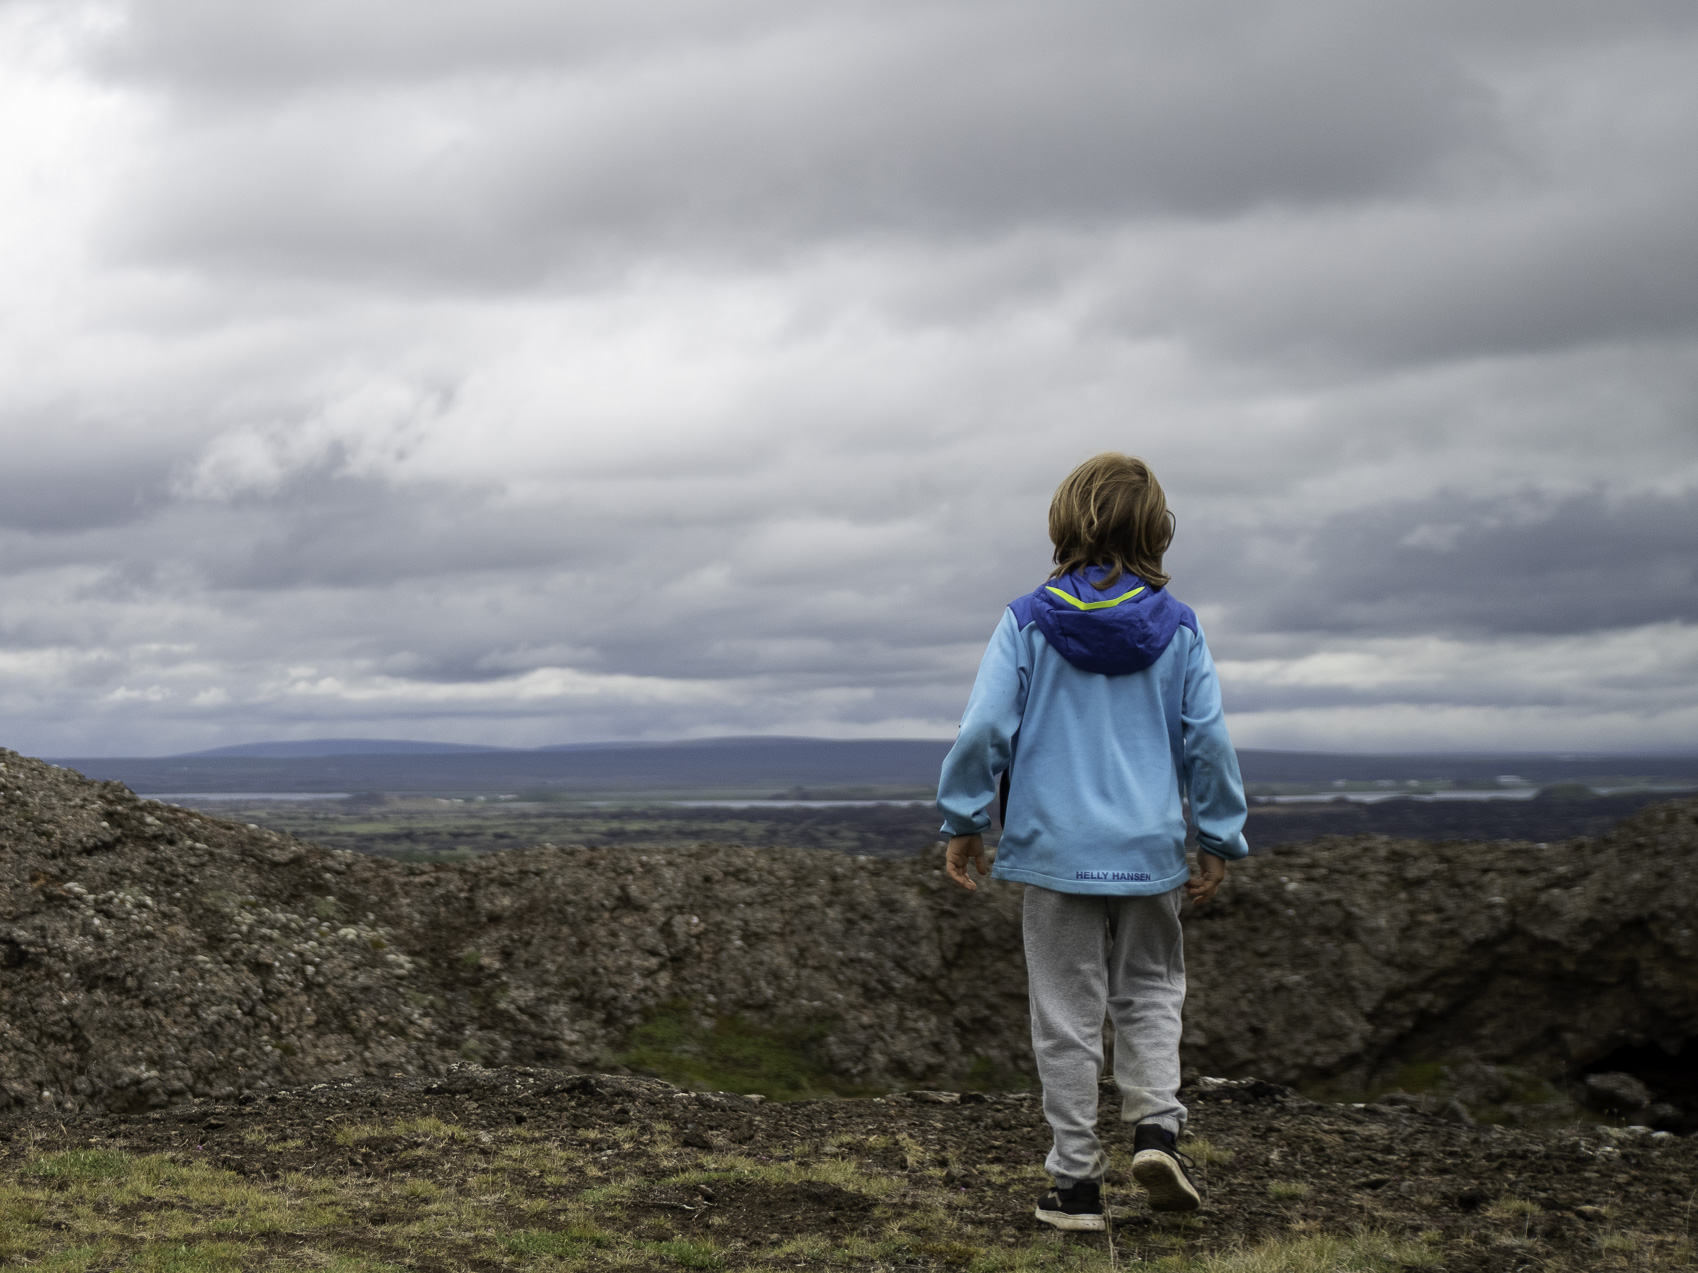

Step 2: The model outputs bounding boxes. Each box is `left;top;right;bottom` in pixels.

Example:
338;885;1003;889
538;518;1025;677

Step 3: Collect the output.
937;452;1248;1231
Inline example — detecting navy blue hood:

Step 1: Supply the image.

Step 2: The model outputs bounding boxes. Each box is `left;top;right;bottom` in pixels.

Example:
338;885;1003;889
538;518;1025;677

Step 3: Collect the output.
1008;567;1197;676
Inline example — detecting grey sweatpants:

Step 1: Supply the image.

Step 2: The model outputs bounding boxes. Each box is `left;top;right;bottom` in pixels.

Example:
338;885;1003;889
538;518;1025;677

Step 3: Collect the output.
1024;884;1187;1184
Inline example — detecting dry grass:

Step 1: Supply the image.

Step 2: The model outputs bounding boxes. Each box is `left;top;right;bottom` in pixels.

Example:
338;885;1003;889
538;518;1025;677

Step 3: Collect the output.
0;1118;1673;1273
0;1136;1426;1273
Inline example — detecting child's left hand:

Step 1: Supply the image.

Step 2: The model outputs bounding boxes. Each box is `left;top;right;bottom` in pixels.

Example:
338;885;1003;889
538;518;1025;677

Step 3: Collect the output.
945;834;989;891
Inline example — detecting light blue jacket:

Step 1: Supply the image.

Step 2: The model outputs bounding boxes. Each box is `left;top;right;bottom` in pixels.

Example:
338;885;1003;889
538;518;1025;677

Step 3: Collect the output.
937;568;1249;895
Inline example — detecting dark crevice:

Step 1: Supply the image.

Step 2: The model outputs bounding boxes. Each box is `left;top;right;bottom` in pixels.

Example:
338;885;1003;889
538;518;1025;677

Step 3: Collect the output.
1582;1038;1698;1099
1579;1038;1698;1130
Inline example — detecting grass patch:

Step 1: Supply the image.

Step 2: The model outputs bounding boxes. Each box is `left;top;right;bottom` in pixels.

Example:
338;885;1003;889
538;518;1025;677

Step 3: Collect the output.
22;1245;119;1273
1182;1137;1236;1167
127;1244;251;1273
1382;1061;1448;1095
1137;1234;1434;1271
616;1001;875;1099
388;848;485;864
0;1151;347;1264
1160;1232;1441;1270
1306;1060;1448;1106
651;1238;723;1268
25;1150;133;1182
964;1054;1034;1092
1485;1195;1540;1219
914;1239;981;1265
502;1225;613;1255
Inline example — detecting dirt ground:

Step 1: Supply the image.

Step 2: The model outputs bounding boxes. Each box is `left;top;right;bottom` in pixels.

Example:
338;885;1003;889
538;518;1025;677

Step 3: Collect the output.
1;1066;1692;1272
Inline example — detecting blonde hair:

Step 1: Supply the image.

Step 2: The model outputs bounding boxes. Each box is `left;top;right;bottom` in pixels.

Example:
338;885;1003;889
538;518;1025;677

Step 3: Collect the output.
1048;452;1174;590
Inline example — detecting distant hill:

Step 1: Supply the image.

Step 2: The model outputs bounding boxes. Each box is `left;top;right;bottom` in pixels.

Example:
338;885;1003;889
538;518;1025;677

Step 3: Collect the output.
178;739;516;759
533;735;833;753
44;736;1698;797
53;737;957;796
1234;749;1698;784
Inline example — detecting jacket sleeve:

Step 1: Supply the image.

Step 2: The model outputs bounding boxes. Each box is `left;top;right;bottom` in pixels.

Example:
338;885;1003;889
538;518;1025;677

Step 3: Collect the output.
936;609;1030;837
1181;627;1250;860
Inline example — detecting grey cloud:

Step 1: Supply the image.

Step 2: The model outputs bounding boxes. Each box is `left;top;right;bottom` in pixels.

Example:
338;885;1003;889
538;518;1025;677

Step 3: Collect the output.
0;455;1018;685
92;0;1698;386
105;3;1510;287
1092;184;1698;369
1241;488;1698;637
96;0;807;92
185;478;583;591
100;1;1698;96
1216;664;1692;715
0;422;179;533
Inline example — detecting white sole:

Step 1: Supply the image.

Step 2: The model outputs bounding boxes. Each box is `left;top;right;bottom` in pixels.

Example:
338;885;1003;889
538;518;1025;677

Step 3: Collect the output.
1132;1149;1201;1212
1034;1206;1106;1232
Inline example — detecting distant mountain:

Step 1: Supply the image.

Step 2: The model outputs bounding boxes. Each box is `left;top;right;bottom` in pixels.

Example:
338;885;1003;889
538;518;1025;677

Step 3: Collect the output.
533;735;828;752
56;737;954;795
1234;749;1698;784
177;739;516;759
45;737;1698;798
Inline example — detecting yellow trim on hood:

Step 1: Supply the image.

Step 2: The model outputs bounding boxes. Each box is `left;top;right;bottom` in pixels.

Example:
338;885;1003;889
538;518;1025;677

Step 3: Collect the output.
1045;585;1145;612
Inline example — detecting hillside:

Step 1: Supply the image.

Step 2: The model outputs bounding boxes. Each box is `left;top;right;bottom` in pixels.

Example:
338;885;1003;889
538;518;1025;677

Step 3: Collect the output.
3;748;1695;1134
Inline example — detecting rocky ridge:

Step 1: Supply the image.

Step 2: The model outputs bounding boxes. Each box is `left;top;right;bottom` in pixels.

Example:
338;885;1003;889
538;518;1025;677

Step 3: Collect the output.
1;749;1695;1125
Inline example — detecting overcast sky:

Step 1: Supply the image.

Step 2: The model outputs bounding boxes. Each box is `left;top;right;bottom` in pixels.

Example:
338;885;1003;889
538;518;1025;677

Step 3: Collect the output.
2;0;1696;758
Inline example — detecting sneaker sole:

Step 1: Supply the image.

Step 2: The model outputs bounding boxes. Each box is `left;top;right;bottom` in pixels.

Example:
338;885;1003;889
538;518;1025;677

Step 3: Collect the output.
1034;1206;1106;1232
1132;1149;1201;1212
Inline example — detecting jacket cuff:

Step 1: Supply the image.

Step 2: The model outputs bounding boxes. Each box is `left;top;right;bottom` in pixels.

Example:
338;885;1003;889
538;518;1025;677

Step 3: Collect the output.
939;813;991;837
1196;832;1250;861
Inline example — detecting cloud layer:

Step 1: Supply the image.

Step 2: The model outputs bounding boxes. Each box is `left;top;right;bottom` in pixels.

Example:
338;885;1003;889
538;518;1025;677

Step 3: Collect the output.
1;0;1695;755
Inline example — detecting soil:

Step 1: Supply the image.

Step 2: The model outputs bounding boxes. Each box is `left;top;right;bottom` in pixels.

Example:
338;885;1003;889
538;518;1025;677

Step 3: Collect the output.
1;1065;1692;1271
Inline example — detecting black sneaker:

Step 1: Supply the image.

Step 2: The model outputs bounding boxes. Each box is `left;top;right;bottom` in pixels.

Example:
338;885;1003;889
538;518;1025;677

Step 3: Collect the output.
1034;1179;1105;1231
1131;1124;1201;1212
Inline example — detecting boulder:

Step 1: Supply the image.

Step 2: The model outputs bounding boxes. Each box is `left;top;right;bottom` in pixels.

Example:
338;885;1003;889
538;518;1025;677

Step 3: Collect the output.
1582;1071;1652;1114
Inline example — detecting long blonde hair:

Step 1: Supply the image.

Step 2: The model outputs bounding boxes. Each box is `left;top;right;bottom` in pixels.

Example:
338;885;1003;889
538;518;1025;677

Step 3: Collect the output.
1047;452;1174;590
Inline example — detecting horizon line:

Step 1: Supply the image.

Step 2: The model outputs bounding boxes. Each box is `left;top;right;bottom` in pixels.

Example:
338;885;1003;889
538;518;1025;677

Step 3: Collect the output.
33;735;1698;763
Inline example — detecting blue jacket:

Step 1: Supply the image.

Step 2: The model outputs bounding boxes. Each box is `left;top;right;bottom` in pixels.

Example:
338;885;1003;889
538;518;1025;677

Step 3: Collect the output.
937;567;1249;895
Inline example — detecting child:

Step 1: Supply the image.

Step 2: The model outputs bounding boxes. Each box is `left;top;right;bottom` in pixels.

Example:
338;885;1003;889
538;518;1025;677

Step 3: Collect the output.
937;452;1248;1231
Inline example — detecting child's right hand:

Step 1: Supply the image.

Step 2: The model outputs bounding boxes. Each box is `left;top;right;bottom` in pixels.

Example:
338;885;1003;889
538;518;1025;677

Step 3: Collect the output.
945;834;989;891
1185;852;1227;906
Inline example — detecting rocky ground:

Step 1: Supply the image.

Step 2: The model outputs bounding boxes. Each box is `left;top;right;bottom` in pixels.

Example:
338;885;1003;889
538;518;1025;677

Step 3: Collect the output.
1181;805;1698;1107
5;745;1698;1269
3;749;1697;1132
1;1065;1692;1272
